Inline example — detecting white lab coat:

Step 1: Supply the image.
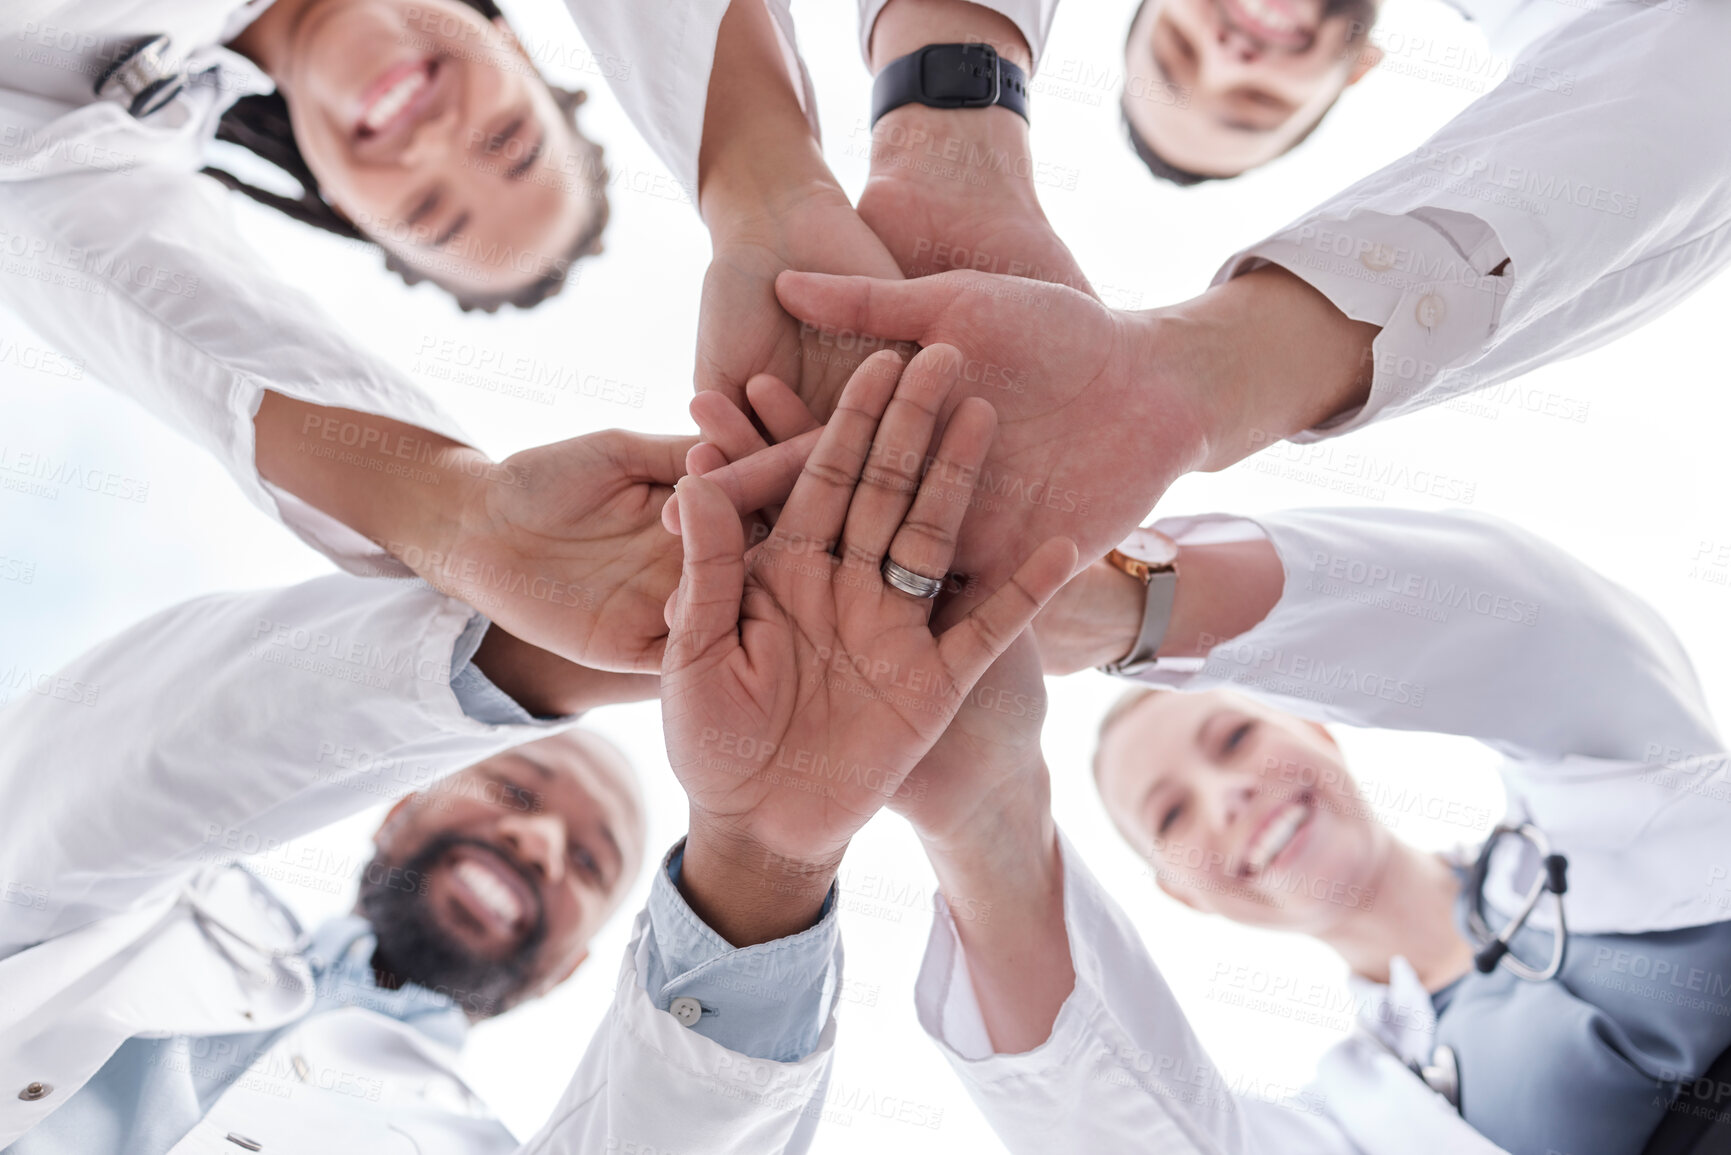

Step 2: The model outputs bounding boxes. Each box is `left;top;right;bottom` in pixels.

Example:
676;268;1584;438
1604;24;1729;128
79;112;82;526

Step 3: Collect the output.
0;0;469;579
912;508;1730;1154
1222;0;1731;440
0;575;837;1152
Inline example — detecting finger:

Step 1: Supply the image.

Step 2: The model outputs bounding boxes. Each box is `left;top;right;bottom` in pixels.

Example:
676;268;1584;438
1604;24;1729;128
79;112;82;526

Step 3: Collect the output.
689;391;769;464
874;392;994;585
622;432;702;487
663;476;748;673
770;349;905;552
686;442;731;477
745;374;822;444
937;537;1080;688
838;344;964;570
661;428;822;534
775;270;966;346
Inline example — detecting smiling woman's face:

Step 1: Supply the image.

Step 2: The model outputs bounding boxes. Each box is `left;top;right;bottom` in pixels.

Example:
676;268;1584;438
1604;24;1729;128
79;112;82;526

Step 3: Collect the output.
270;0;606;299
1122;0;1381;179
1096;689;1392;934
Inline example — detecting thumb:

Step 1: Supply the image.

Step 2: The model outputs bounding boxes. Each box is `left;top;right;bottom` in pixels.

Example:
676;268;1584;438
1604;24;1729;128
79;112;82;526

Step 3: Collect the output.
775;270;962;346
664;476;748;674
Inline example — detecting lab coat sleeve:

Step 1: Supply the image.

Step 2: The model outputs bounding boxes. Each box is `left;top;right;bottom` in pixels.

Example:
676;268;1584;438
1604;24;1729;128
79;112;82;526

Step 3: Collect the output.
0;574;564;959
1215;0;1731;440
0;165;469;577
913;829;1358;1154
1133;508;1722;766
514;902;839;1155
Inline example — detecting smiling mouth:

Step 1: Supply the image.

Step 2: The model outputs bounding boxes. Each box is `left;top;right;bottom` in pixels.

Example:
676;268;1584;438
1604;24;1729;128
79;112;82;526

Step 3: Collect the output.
1239;795;1314;878
442;844;541;945
1220;0;1315;47
357;59;437;139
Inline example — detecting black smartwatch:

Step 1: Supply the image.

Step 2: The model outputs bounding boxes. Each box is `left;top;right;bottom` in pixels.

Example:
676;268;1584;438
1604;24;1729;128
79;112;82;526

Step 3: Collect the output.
871;43;1029;127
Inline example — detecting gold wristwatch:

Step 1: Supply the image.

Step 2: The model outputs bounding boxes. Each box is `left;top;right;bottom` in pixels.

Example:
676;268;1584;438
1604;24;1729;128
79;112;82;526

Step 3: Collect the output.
1099;525;1179;677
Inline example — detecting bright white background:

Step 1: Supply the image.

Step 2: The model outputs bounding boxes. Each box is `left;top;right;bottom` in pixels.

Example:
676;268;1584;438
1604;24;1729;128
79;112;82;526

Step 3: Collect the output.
3;0;1730;1150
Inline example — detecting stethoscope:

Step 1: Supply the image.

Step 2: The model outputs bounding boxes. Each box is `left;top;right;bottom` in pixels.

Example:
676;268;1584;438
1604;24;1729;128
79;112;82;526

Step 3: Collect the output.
1465;821;1570;981
1413;822;1570;1109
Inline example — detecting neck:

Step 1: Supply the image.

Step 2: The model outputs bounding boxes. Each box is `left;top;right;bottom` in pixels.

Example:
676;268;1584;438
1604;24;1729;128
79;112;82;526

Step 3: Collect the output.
1318;841;1474;991
227;0;323;78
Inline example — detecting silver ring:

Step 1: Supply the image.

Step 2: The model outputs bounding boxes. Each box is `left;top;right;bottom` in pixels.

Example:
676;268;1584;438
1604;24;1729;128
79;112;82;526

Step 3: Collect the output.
881;558;944;600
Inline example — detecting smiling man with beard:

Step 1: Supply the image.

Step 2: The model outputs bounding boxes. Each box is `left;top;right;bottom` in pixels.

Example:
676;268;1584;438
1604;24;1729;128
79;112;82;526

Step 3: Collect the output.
354;732;645;1020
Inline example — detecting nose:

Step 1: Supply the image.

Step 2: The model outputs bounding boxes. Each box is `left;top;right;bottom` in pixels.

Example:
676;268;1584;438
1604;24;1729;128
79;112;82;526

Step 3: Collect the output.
1217;23;1266;62
1203;772;1259;838
495;814;568;885
399;101;460;169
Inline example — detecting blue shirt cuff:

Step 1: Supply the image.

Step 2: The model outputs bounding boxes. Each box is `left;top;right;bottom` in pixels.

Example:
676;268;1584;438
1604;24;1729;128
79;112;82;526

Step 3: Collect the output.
641;841;841;1062
448;615;543;726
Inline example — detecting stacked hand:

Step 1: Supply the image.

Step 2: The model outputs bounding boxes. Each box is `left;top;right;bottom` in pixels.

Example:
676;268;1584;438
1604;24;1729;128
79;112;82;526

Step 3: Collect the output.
659;347;1074;946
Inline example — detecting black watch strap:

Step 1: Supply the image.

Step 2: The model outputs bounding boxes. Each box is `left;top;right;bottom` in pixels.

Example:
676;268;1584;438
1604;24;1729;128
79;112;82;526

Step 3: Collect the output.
871;43;1029;126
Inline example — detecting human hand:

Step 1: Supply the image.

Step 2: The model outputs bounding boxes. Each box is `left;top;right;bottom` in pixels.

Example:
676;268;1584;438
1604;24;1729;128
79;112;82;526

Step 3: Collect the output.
661;346;1076;877
761;269;1189;593
408;429;694;675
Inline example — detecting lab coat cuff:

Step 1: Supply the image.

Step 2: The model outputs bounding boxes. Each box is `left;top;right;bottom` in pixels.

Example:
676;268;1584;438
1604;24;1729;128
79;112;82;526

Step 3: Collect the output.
642;840;842;1062
447;616;572;726
912;829;1097;1073
1217;209;1510;441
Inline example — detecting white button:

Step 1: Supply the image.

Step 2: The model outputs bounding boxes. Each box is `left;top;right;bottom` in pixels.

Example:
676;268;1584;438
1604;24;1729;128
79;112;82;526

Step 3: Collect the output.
1415;294;1447;329
1360;244;1396;273
670;997;703;1027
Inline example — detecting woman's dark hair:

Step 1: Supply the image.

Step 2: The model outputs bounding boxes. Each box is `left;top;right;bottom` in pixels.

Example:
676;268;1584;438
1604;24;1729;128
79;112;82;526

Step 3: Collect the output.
204;0;602;313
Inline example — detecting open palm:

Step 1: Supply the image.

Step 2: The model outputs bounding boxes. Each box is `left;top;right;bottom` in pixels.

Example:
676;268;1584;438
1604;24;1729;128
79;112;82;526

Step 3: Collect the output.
662;347;1075;866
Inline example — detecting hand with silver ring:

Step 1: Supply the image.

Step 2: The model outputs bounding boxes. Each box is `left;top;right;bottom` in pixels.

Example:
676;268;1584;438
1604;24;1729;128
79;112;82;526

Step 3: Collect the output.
660;344;1078;874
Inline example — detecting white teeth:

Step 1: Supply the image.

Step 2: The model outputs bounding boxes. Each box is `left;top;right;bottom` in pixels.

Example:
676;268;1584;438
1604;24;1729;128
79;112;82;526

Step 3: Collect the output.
362;68;427;133
1238;0;1299;33
1244;802;1310;875
453;859;523;927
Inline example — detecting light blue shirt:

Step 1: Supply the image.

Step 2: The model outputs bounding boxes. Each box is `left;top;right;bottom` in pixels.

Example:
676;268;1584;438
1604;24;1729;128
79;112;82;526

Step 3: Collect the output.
643;842;840;1063
6;619;840;1153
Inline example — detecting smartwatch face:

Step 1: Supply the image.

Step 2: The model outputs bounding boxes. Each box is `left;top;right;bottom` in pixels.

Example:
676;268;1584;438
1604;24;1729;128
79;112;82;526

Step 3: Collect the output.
920;45;999;105
1115;526;1179;568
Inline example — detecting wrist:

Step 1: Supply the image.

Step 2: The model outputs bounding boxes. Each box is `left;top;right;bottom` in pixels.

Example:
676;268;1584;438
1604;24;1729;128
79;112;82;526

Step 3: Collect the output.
922;787;1060;928
679;814;841;947
919;759;1053;883
1034;561;1145;674
869;0;1033;72
471;626;657;718
1153;266;1380;472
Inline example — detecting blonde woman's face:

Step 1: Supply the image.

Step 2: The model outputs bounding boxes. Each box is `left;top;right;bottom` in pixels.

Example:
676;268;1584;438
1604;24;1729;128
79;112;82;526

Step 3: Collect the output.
1096;689;1392;933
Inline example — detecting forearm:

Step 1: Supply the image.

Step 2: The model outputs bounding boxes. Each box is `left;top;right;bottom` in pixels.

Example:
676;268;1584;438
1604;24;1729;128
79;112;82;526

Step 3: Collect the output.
922;786;1073;1055
471;627;658;718
1036;532;1285;674
1147;267;1382;473
698;0;837;234
253;390;482;568
677;816;838;947
868;0;1031;70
